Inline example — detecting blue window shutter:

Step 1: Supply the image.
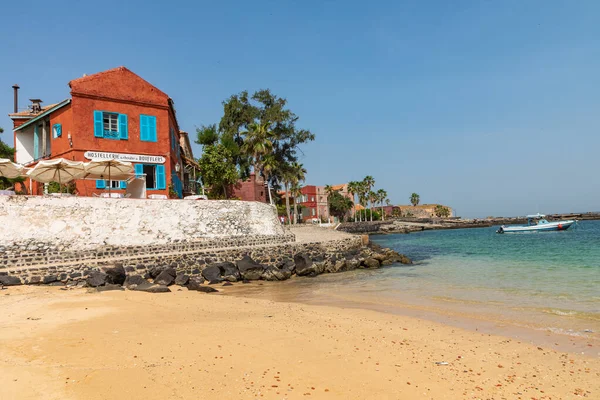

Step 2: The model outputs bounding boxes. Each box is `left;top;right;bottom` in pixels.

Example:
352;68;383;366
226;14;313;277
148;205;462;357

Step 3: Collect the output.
120;181;127;189
119;114;128;140
134;164;144;178
94;111;103;137
149;116;157;142
156;165;166;189
33;125;39;159
140;115;147;141
96;180;106;189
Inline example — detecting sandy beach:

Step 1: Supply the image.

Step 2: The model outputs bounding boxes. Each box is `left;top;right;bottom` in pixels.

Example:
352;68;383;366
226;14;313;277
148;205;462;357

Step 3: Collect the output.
1;285;598;400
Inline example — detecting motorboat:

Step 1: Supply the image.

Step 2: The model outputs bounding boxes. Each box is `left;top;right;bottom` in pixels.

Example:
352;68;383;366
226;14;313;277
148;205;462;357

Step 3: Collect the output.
496;213;576;234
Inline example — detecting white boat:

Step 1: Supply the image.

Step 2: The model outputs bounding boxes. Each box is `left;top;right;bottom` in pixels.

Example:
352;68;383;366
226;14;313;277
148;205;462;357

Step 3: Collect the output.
497;213;576;234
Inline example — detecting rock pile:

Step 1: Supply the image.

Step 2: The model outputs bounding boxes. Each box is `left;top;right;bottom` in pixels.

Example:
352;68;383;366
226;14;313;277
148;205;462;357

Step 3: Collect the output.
0;244;411;291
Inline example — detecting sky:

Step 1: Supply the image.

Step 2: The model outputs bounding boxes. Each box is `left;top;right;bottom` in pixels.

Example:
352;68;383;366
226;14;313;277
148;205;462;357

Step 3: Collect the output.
1;0;599;217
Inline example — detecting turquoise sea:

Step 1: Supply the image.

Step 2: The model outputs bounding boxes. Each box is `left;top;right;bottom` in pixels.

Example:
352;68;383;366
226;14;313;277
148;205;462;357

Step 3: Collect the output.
231;221;600;353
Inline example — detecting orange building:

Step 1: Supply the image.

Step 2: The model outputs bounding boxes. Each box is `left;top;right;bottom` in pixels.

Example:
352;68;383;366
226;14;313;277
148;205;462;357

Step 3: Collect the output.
8;67;187;198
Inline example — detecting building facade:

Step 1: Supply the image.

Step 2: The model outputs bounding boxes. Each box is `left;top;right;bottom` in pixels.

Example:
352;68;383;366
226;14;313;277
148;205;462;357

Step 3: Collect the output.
8;67;187;198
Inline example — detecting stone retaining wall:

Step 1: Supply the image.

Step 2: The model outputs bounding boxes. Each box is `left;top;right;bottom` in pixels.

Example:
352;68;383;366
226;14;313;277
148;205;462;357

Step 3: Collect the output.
1;236;363;285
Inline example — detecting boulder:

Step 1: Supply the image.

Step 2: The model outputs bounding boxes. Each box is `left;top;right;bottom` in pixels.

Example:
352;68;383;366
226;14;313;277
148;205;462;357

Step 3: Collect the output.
163;267;177;278
277;259;295;274
216;262;241;282
187;279;219;293
326;260;347;273
261;266;292;281
363;258;380;269
201;265;223;283
104;265;126;285
0;275;21;286
148;265;166;279
48;281;65;286
133;282;171;293
154;270;175;286
222;282;233;287
29;276;42;284
42;275;57;284
381;259;394;266
236;256;265;281
294;253;317;276
372;253;387;262
174;273;190;286
124;275;146;289
346;258;361;270
96;284;125;292
86;271;107;287
313;261;326;275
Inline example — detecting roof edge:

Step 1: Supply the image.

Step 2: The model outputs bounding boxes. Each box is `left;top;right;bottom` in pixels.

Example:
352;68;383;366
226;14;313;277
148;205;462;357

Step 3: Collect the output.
13;99;71;132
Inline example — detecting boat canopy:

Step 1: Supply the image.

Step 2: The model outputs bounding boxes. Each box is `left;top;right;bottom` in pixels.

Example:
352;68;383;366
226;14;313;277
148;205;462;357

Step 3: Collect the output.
526;213;546;219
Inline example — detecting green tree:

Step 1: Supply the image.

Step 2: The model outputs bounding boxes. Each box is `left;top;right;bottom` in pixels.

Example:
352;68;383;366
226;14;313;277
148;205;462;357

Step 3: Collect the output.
197;144;239;199
363;176;375;221
410;193;420;207
328;190;353;222
290;182;303;224
376;189;388;221
434;205;451;218
0;127;24;191
281;162;306;225
346;181;360;222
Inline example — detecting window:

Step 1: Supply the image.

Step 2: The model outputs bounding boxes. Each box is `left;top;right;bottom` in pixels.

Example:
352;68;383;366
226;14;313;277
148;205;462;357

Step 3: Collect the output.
140;115;157;142
134;164;166;190
94;111;128;140
144;165;156;189
96;180;126;189
312;209;316;216
52;124;62;138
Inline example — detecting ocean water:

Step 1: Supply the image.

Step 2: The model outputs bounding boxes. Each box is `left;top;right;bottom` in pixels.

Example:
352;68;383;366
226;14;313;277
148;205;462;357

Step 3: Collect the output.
229;220;600;352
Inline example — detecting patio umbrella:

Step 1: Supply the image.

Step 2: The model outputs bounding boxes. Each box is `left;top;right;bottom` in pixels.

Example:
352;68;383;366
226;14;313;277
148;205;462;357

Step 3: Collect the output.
0;158;24;179
26;158;86;192
84;159;134;194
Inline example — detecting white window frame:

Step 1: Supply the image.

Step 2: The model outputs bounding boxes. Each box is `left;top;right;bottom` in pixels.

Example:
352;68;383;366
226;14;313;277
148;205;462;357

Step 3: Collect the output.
103;112;119;134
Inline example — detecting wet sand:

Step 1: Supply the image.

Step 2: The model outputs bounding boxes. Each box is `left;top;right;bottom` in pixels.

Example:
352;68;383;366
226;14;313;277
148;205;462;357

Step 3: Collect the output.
0;285;598;399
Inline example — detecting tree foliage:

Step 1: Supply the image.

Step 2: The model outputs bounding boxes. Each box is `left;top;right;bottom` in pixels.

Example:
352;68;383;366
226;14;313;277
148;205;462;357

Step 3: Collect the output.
328;190;353;222
434;205;451;218
410;193;420;207
197;90;315;201
197;143;239;199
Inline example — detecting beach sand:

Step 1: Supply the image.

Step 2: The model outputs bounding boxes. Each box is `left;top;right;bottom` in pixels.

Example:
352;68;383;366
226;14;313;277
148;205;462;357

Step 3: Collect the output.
0;285;598;399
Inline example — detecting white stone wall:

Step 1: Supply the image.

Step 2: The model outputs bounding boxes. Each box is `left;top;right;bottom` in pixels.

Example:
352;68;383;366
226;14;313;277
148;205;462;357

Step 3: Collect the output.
0;196;285;250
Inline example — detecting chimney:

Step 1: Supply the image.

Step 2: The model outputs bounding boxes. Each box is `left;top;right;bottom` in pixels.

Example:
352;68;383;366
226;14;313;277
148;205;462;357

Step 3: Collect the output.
29;98;43;114
12;84;19;113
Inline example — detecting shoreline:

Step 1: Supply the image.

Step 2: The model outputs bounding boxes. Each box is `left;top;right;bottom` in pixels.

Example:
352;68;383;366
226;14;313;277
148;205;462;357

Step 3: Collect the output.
1;285;598;400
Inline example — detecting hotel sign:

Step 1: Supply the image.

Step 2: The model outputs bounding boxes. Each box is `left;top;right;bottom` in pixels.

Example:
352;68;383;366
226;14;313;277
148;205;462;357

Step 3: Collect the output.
84;151;166;164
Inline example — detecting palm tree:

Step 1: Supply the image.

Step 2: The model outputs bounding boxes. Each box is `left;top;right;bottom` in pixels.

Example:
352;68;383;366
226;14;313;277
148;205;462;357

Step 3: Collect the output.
410;193;420;207
347;181;359;222
241;122;275;204
363;176;375;221
290;182;303;224
368;191;377;221
376;189;388;221
324;185;336;222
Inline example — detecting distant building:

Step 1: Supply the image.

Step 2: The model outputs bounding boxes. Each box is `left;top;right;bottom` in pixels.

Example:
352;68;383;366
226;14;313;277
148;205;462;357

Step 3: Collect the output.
8;66;188;198
389;204;454;218
229;173;268;203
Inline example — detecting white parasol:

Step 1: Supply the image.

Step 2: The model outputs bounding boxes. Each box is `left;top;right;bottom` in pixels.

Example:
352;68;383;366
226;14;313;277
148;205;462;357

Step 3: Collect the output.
84;159;134;194
0;158;24;179
26;159;86;192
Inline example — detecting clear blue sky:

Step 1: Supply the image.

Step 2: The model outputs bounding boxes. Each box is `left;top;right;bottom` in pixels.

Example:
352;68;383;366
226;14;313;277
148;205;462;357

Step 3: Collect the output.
1;0;599;217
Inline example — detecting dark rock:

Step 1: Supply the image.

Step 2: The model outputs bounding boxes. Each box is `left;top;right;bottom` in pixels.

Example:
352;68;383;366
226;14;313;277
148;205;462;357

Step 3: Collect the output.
148;265;166;279
201;265;223;283
187;280;219;293
133;282;171;293
136;264;146;270
191;268;201;275
242;279;250;284
86;271;107;287
42;275;57;284
294;253;318;276
164;267;177;278
154;270;175;286
237;256;265;280
59;273;68;282
174;273;189;286
29;276;42;284
216;262;240;282
262;265;292;281
69;272;82;279
104;265;126;285
277;259;296;274
124;275;146;289
0;275;22;286
222;282;233;287
125;266;135;273
49;281;65;286
363;258;380;269
96;284;124;292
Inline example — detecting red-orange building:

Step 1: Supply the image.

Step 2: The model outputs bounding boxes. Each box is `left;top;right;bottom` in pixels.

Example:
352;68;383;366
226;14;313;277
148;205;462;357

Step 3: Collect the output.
8;67;188;198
